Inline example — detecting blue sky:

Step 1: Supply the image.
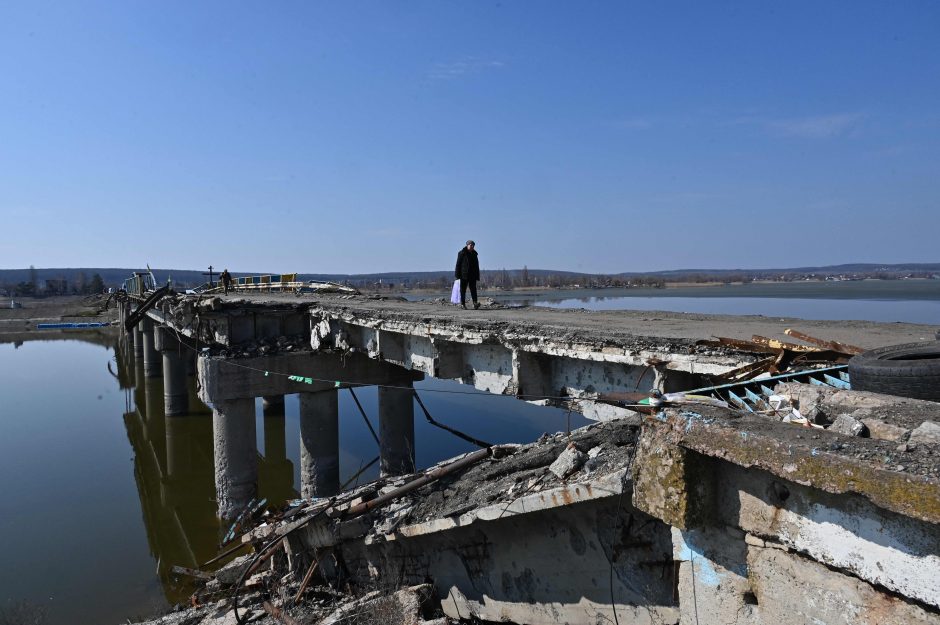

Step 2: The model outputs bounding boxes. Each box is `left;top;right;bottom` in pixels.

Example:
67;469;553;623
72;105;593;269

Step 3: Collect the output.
1;1;938;274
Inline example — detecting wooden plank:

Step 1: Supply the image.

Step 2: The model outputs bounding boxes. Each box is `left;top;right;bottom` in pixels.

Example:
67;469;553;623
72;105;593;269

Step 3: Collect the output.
171;565;213;581
294;556;320;603
714;337;779;354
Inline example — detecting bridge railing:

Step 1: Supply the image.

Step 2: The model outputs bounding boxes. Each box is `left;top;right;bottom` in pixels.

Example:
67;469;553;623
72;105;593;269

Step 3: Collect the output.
229;274;300;292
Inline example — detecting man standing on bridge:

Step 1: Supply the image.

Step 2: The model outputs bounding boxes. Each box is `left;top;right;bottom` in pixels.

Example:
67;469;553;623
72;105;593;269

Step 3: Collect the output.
455;240;480;309
219;268;234;295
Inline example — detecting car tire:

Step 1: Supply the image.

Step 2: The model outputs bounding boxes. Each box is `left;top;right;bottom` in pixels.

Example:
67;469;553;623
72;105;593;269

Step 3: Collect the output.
848;341;940;402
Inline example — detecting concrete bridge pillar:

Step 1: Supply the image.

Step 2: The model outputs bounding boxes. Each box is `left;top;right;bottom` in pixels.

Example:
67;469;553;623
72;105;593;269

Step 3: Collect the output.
157;327;189;416
141;318;162;378
379;382;416;476
299;390;339;498
212;398;258;519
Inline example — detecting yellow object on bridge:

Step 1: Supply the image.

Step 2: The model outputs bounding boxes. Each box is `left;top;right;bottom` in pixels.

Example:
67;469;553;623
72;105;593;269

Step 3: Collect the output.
233;273;300;291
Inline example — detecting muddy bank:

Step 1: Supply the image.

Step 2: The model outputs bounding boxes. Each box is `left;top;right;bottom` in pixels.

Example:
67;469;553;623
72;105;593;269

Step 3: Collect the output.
0;294;119;344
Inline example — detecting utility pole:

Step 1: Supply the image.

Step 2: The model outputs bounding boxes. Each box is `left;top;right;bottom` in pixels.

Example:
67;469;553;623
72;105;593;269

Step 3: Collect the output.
203;265;216;287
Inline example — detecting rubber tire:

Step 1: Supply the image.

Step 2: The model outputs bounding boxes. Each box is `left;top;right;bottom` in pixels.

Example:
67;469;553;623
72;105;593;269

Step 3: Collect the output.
848;341;940;402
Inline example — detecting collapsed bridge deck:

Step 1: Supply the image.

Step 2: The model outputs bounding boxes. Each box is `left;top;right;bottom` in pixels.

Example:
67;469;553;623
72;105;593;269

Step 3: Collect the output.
150;292;935;419
123;292;940;624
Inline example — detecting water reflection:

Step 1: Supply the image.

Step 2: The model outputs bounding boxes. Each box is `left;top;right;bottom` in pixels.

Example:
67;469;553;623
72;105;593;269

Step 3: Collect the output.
117;340;220;604
0;336;586;623
114;336;300;604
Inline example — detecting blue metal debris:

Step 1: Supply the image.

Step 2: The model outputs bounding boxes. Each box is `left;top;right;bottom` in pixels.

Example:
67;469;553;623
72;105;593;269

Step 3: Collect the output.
687;365;850;413
36;322;112;329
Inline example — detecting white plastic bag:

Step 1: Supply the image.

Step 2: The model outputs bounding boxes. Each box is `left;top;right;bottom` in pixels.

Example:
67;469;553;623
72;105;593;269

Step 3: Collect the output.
450;279;461;304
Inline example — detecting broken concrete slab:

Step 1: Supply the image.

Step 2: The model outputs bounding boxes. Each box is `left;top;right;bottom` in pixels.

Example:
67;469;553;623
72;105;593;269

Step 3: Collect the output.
861;417;910;441
214;554;253;586
830;413;868;437
748;547;940;624
319;584;433;625
548;443;587;479
774;382;940;431
643;407;940;524
910;421;940;445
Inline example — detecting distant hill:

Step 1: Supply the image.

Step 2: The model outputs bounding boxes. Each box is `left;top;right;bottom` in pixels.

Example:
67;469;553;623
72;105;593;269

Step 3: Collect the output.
1;263;938;292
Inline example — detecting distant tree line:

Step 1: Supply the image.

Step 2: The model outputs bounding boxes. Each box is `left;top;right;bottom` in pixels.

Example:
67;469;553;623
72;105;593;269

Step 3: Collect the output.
362;267;939;292
1;266;107;297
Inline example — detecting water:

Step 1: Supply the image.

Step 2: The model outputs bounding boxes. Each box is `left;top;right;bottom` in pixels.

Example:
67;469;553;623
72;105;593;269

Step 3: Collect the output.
0;337;586;625
498;280;940;324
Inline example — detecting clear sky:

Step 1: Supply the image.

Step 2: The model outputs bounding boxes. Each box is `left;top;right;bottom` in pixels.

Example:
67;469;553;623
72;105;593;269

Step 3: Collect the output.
1;1;938;274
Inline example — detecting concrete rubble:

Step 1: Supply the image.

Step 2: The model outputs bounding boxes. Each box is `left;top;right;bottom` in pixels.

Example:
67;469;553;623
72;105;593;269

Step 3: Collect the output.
131;392;940;624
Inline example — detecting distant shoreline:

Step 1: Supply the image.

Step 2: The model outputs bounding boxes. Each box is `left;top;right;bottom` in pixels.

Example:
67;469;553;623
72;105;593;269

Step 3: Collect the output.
388;278;940;302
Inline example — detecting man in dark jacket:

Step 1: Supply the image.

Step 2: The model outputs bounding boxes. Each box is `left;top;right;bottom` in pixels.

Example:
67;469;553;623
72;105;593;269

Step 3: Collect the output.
455;240;480;309
219;269;234;295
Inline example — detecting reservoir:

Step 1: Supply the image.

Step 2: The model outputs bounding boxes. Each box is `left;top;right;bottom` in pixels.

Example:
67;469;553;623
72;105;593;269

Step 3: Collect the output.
498;280;940;324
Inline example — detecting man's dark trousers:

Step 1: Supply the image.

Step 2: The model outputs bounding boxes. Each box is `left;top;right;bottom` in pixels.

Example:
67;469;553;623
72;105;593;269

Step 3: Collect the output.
460;279;477;305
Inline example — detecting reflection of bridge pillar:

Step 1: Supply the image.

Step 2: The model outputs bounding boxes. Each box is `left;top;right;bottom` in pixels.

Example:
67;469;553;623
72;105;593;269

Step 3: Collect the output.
260;397;295;507
264;405;287;459
158;328;188;417
141;318;162;378
213;398;258;519
299;390;339;498
133;324;144;358
143;374;168;481
378;382;416;476
263;395;285;417
166;414;190;479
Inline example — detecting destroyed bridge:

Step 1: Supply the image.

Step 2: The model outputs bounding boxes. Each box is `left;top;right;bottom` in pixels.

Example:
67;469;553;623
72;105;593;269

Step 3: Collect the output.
119;289;940;625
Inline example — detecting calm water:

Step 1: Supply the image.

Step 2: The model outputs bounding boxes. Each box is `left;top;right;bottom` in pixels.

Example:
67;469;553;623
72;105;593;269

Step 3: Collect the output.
498;280;940;324
0;338;586;625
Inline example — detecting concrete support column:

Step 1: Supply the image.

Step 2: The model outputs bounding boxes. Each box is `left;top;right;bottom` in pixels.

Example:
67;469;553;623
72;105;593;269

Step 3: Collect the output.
299;390;339;498
141;318;162;378
213;398;258;520
160;329;189;416
378;383;416;476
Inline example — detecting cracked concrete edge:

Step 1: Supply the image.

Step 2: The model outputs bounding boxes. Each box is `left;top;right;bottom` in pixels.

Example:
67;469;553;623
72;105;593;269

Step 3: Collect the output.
309;307;743;374
649;408;940;525
368;468;630;544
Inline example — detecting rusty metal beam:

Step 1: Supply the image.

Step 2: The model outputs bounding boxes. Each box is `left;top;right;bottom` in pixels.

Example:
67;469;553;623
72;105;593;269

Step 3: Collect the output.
784;328;865;355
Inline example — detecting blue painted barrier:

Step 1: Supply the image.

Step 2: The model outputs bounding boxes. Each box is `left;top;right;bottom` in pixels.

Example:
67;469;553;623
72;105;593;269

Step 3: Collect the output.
36;322;111;329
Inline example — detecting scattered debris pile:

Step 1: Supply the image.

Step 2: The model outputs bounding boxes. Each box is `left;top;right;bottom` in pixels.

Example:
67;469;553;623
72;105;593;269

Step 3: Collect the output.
134;420;637;625
696;328;864;383
215;335;310;360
